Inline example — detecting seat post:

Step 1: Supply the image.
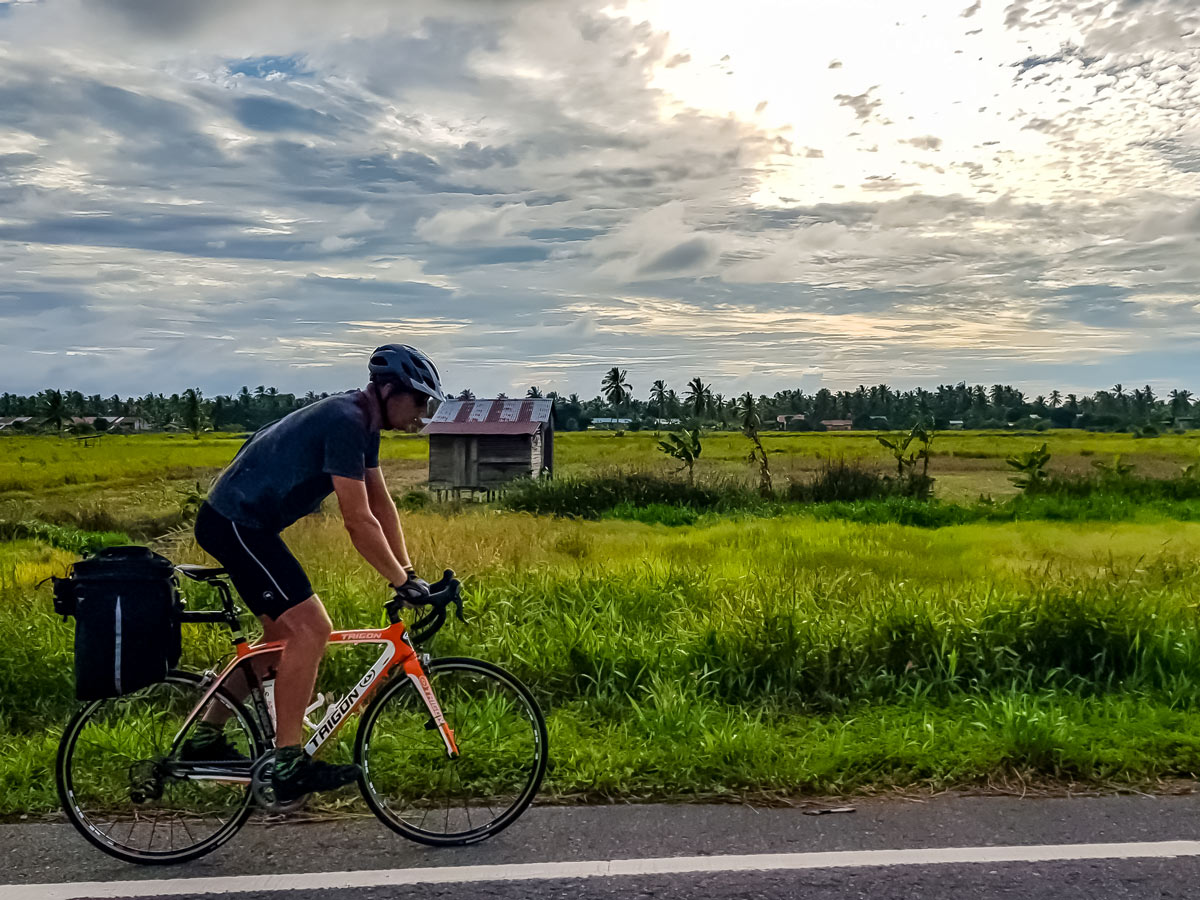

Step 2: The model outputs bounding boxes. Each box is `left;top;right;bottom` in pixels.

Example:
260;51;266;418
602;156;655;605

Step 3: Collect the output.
211;580;247;645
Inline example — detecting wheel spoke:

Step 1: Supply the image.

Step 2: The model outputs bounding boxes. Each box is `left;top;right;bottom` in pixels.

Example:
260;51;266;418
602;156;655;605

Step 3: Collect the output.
59;675;258;863
359;660;546;845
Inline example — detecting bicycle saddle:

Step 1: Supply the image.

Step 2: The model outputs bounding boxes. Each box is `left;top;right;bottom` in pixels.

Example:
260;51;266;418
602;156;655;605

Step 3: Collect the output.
175;565;228;581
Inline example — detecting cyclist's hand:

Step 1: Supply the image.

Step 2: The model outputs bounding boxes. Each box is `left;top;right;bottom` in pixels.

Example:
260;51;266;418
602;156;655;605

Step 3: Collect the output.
393;573;431;608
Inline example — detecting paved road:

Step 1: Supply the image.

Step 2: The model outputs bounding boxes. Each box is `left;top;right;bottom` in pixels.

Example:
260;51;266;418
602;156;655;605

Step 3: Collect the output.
5;794;1200;898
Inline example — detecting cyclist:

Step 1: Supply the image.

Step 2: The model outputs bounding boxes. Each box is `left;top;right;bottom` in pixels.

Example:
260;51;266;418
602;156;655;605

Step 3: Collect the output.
187;344;444;801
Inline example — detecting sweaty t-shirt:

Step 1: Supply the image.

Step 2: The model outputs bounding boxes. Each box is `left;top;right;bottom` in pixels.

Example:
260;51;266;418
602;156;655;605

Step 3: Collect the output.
207;391;381;532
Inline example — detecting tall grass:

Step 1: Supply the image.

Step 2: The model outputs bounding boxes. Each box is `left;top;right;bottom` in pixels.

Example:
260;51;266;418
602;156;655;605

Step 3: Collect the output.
6;513;1200;811
503;468;1200;526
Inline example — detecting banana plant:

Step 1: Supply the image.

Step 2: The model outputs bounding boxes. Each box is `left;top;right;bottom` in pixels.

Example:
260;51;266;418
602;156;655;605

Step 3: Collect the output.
1006;442;1051;490
658;428;702;486
1092;454;1135;478
877;423;933;477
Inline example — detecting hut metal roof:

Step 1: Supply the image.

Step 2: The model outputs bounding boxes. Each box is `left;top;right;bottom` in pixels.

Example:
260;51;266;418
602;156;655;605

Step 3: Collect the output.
422;398;553;435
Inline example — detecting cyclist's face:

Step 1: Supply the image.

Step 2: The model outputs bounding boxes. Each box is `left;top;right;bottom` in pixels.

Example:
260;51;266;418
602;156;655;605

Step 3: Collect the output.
383;390;425;432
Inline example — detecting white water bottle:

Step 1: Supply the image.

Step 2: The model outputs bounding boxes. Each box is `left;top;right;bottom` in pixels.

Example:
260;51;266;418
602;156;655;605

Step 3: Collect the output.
262;678;277;729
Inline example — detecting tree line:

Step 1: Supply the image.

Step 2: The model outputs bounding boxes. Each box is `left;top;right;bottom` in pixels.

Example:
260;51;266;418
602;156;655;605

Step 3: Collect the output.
0;387;329;434
524;372;1196;432
1;376;1196;435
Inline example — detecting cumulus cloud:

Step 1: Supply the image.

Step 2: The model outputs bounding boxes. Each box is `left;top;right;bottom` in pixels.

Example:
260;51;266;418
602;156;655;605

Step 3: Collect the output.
588;202;720;281
904;135;943;151
834;86;883;121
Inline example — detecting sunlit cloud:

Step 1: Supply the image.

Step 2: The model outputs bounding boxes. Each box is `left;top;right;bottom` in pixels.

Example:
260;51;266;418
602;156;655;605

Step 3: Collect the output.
0;0;1197;399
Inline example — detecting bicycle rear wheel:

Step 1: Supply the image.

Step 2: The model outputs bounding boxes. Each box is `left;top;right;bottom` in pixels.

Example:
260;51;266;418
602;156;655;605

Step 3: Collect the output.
356;657;548;846
57;671;263;864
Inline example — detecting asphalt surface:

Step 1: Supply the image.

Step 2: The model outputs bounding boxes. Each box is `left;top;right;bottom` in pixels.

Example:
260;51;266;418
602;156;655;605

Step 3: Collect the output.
6;794;1200;898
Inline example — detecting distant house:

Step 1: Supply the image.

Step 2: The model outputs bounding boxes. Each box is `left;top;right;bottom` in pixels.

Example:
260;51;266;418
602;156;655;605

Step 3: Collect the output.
67;416;149;433
0;416;33;431
422;398;554;490
589;417;632;429
820;419;853;432
948;420;965;430
106;416;149;432
776;414;807;430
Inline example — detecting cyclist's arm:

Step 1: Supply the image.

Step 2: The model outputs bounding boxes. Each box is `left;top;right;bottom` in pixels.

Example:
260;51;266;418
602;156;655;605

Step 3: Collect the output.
332;474;408;587
364;466;413;570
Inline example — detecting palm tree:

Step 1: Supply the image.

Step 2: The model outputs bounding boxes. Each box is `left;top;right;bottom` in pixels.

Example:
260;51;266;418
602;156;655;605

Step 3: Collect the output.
666;389;681;418
456;389;476;401
1170;389;1194;417
601;367;632;412
738;392;772;496
39;389;66;435
649;380;668;418
182;388;204;438
1049;390;1061;408
737;392;759;432
684;377;710;419
526;386;544;398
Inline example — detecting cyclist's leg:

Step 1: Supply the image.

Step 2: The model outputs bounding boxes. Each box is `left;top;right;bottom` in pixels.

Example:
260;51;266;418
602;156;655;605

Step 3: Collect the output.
267;596;360;800
266;596;332;747
192;503;314;731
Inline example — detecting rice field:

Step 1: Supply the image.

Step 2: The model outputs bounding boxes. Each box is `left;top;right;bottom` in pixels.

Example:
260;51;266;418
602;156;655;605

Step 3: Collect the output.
2;430;1200;816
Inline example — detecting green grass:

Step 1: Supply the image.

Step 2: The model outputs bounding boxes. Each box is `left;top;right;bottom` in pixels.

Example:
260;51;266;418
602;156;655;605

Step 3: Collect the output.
0;432;428;495
6;511;1200;813
4;430;1200;815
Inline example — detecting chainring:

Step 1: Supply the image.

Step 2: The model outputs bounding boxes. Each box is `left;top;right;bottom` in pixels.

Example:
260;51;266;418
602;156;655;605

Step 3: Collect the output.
250;751;308;814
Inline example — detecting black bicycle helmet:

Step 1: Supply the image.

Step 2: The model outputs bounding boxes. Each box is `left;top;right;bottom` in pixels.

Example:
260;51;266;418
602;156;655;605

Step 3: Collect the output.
368;344;444;402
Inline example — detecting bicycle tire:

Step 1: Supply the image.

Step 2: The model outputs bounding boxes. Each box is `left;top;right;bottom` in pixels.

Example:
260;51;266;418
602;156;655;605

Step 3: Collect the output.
57;670;265;865
356;657;548;846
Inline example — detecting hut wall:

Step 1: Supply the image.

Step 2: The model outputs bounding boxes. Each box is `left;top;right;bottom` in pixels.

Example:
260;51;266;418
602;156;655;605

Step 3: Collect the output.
429;434;478;485
476;434;534;485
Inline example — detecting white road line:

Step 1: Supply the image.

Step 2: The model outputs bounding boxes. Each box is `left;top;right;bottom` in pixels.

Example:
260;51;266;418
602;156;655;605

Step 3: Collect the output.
9;841;1200;899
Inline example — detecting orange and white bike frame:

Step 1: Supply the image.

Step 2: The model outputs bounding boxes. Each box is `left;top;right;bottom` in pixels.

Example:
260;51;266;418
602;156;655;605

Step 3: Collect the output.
190;621;458;759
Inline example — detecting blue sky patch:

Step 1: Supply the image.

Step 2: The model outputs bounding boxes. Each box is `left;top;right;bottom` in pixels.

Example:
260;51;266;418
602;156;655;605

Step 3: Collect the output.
227;54;312;80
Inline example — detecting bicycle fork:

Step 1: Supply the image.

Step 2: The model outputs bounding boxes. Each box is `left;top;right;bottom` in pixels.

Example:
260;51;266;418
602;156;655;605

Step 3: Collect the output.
403;653;459;759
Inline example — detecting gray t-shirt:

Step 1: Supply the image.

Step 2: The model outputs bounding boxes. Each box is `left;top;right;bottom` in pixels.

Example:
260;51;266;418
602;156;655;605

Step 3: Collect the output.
208;391;381;532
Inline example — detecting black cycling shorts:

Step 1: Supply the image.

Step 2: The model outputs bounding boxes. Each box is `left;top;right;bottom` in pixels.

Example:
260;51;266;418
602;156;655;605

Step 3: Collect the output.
194;502;314;621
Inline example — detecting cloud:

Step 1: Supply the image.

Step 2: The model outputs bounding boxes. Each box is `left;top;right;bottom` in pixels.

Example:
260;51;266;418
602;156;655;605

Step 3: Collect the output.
903;135;943;151
232;95;338;133
589;202;720;281
834;86;882;120
415;204;528;245
0;0;1197;397
961;1;981;18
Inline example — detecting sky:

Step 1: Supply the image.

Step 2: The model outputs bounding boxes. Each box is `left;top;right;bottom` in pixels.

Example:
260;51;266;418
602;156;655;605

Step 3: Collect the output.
1;0;1198;400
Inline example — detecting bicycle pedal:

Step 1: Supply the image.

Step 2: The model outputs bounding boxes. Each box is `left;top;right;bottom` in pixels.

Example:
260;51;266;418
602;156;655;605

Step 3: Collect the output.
249;751;308;815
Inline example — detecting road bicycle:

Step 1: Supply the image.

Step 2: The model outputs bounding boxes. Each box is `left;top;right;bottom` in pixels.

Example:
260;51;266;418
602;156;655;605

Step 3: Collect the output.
55;566;548;865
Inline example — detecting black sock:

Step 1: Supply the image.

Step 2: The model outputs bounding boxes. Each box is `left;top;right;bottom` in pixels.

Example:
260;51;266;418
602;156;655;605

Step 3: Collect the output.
275;745;305;778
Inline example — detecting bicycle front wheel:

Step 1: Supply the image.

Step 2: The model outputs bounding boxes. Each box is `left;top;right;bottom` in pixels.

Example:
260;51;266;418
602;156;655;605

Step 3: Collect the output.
57;671;263;865
357;657;548;846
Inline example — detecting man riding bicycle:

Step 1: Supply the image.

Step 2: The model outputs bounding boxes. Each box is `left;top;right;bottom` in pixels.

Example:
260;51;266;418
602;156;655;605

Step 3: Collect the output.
188;344;444;801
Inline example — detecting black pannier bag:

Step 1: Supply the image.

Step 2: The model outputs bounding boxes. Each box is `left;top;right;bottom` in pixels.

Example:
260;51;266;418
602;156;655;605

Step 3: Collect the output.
53;546;182;701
